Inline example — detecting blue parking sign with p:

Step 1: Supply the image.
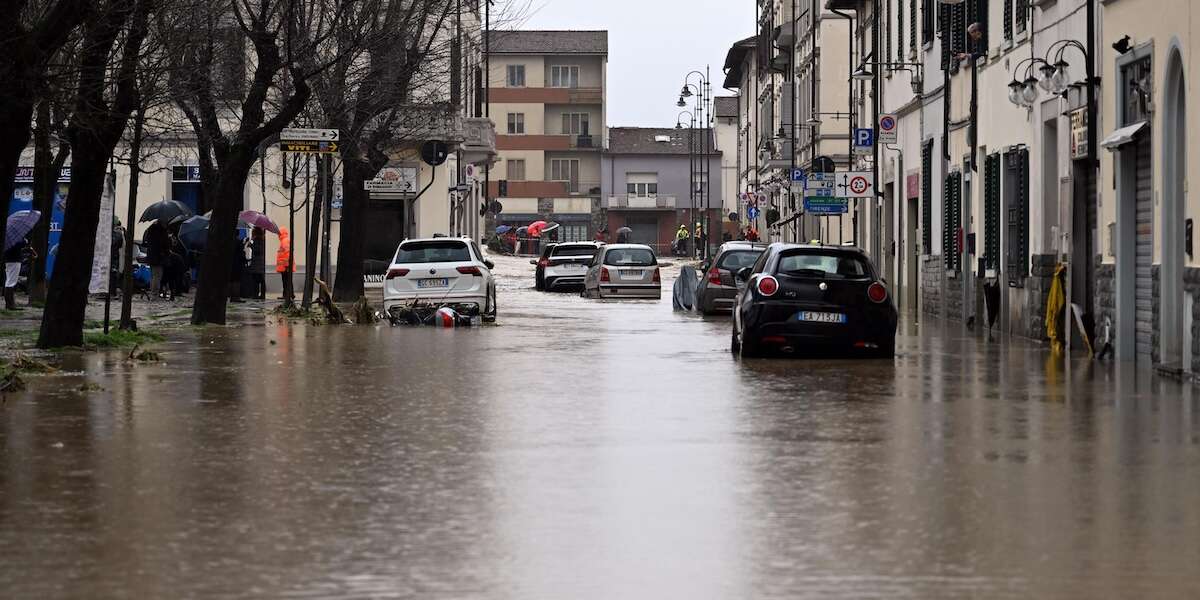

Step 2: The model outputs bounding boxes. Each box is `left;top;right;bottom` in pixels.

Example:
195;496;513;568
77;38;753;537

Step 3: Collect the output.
791;168;806;182
854;128;874;148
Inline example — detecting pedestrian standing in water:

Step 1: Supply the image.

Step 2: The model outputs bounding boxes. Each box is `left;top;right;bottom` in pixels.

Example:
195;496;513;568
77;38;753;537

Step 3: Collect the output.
143;220;170;298
3;237;33;311
250;227;267;300
276;227;292;299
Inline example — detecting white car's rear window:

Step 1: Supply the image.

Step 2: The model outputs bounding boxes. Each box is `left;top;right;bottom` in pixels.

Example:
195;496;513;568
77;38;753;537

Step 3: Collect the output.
603;248;656;267
394;241;471;264
552;245;599;258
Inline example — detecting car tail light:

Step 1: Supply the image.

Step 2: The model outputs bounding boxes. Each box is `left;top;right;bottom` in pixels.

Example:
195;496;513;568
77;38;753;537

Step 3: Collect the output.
457;266;482;276
707;268;721;285
757;275;779;297
600;267;610;283
385;268;409;280
652;268;661;283
867;281;888;303
537;257;550;267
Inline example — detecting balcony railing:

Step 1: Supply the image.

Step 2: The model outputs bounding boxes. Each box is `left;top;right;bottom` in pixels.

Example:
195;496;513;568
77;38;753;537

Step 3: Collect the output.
607;195;678;210
568;134;598;149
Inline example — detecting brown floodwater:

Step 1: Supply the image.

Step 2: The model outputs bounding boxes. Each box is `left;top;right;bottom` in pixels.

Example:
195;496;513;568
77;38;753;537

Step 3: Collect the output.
1;255;1198;599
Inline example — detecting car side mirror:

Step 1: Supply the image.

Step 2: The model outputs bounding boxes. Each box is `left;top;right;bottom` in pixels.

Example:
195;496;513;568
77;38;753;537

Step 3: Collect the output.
484;260;495;270
529;259;538;265
735;267;751;282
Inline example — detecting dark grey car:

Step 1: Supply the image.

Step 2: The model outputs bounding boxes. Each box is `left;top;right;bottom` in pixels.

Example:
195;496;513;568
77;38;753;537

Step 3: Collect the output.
696;242;767;314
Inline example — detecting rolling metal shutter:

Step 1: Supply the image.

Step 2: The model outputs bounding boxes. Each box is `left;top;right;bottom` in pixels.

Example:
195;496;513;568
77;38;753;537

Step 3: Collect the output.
1134;129;1154;357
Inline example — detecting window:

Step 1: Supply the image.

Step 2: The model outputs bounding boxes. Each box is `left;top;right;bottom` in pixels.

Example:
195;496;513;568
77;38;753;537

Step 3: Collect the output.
562;113;590;135
551;159;580;192
550;65;580;88
964;0;988;57
692;172;709;194
910;0;919;54
394;241;471;264
943;172;962;272
922;140;934;254
1005;147;1030;279
603;248;656;267
506;113;524;134
506;64;525;87
626;173;657;197
885;0;893;65
551;244;599;258
626;182;658;197
506;159;525;181
922;0;934;45
1003;0;1013;42
559;224;588;243
984;153;1002;272
717;250;764;271
777;251;872;280
1015;0;1028;34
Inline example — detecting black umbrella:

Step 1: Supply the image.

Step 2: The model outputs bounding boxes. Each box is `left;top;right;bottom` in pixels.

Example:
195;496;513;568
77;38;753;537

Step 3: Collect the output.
616;226;632;243
178;215;210;252
139;199;194;226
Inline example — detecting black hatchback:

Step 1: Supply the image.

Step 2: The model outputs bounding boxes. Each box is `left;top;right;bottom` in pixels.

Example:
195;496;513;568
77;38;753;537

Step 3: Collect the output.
731;243;898;358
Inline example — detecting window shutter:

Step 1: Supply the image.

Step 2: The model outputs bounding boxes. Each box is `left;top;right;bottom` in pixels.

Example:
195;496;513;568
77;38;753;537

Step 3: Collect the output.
922;140;934;255
1003;0;1013;41
922;0;934;45
911;0;920;51
1015;0;1028;33
984;153;1001;271
942;173;962;271
1005;148;1030;278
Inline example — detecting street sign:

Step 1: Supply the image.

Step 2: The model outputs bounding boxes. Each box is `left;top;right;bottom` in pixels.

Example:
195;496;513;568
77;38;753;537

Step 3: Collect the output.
364;180;413;192
280;140;340;154
281;128;339;141
835;171;875;198
790;168;806;182
804;197;849;214
854;128;875;155
878;114;898;144
804;172;835;197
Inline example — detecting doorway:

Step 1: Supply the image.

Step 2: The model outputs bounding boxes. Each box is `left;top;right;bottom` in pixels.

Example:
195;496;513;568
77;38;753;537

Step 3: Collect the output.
906;196;919;313
1162;48;1187;368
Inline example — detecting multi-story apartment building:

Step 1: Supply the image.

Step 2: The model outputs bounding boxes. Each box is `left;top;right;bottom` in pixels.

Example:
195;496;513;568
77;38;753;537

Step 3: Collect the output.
485;30;608;242
714;96;741;237
723;0;853;247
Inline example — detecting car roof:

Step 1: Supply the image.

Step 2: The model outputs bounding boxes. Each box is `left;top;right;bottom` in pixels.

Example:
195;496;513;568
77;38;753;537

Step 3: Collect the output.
767;242;869;257
401;237;470;245
601;243;655;252
718;242;767;251
553;241;603;247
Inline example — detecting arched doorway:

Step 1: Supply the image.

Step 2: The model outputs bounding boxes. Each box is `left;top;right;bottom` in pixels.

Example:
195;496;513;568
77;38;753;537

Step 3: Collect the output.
1161;48;1187;368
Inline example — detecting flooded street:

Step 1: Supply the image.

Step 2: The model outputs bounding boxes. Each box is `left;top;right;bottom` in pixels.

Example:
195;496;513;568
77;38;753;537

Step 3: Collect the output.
2;254;1199;598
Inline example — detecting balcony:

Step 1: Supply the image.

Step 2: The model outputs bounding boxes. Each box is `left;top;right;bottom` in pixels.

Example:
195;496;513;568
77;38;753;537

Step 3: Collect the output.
488;87;604;105
487;180;569;198
568;134;598;150
607;195;677;210
391;103;463;143
460;117;498;166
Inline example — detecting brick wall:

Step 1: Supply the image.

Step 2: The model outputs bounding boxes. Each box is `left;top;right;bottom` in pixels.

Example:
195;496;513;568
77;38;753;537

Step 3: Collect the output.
921;255;943;317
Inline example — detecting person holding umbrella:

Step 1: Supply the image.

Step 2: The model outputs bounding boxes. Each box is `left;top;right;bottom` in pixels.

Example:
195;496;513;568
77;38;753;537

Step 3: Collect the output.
3;237;34;311
143;219;171;298
249;227;267;300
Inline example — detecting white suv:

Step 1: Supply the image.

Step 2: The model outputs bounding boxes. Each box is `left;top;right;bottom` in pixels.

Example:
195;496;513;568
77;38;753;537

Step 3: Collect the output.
383;237;497;322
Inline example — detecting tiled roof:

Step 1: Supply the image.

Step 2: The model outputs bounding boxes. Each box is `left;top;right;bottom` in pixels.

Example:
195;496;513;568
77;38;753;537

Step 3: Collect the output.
487;30;608;54
714;96;739;118
607;127;718;155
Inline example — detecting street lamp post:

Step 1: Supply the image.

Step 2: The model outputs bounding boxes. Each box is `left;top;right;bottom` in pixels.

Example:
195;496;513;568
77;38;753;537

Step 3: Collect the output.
679;69;712;260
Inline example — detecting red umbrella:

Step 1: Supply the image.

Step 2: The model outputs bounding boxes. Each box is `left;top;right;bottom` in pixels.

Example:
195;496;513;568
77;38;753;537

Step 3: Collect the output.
238;210;280;234
527;220;549;237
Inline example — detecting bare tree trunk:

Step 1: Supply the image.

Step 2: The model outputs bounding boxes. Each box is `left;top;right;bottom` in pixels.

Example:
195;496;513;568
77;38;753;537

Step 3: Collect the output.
120;106;146;329
332;157;371;302
301;161;325;310
190;152;253;325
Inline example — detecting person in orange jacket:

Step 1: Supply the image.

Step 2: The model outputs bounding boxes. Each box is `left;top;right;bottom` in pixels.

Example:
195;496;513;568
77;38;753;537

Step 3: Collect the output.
276;227;292;298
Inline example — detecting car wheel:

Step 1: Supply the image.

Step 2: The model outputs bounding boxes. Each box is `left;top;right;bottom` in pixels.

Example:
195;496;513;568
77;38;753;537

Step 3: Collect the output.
730;324;741;353
876;338;896;359
482;285;498;323
738;330;763;359
535;275;544;291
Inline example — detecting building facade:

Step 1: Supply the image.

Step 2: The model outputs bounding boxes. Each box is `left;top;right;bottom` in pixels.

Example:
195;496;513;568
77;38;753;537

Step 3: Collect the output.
601;127;722;253
485;30;608;242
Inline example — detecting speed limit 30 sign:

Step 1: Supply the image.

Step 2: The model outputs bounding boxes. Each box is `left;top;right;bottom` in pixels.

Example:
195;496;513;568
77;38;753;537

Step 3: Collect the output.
878;113;898;144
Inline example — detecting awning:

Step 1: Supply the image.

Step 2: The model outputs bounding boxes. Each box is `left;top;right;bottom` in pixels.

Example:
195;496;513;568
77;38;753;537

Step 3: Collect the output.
1100;121;1148;151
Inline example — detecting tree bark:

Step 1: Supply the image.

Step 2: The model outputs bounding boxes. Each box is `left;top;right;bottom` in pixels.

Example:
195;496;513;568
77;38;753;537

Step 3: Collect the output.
302;160;325;310
189;152;254;325
120;105;146;329
29;101;67;304
332;157;371;302
38;0;150;348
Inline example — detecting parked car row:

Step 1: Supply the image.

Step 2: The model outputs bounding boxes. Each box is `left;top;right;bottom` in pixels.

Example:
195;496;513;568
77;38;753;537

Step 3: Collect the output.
533;241;662;300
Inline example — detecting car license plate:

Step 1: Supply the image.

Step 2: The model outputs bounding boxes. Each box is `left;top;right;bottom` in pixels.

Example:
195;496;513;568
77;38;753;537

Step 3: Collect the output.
797;311;847;324
621;270;643;279
417;278;449;289
567;264;585;270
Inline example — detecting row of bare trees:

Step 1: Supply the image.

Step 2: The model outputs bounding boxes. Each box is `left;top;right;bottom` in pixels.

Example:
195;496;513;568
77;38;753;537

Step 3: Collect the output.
0;0;506;348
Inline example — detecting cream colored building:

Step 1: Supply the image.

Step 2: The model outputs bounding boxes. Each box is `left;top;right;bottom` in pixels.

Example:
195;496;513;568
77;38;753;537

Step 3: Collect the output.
485;30;608;241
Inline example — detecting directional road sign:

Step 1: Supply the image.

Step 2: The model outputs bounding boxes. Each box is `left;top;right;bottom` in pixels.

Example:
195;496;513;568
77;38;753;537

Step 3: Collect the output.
364;180;413;192
804;172;835;197
804;197;849;214
280;140;340;154
281;128;339;142
835;171;875;198
878;114;898;144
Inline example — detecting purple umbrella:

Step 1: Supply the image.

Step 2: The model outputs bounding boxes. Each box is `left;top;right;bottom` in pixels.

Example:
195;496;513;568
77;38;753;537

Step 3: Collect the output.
5;210;41;251
238;210;280;234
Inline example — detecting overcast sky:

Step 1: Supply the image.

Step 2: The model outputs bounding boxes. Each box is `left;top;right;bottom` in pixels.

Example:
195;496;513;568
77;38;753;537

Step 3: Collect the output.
516;0;755;128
